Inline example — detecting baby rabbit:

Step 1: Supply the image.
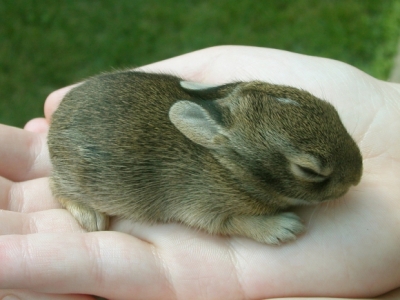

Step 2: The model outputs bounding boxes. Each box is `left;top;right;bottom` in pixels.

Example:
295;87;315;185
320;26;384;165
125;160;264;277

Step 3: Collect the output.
47;71;362;245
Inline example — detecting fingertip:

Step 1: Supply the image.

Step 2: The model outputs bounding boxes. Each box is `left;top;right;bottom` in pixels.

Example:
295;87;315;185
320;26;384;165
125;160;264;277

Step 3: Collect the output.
44;84;80;121
24;118;49;133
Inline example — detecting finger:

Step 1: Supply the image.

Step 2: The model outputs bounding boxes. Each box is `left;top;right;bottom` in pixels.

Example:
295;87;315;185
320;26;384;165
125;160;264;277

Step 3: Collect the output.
380;287;400;299
0;177;59;213
44;85;79;122
138;45;330;88
0;209;84;235
24;118;50;134
0;289;94;300
267;298;367;300
0;232;174;300
0;125;51;182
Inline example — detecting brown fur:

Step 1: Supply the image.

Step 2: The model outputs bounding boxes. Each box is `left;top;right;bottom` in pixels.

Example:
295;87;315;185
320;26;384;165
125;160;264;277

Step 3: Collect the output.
47;71;362;244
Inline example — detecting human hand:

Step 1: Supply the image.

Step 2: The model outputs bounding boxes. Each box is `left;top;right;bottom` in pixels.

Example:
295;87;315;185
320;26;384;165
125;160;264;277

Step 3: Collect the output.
1;46;400;300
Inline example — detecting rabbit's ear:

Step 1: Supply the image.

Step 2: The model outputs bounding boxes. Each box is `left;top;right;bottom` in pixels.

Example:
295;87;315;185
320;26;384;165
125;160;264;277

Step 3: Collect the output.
169;100;227;149
180;80;238;101
180;81;220;90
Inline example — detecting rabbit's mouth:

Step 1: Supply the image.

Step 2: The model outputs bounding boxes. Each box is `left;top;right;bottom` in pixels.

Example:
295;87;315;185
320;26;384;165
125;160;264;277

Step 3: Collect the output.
285;185;352;205
285;195;338;205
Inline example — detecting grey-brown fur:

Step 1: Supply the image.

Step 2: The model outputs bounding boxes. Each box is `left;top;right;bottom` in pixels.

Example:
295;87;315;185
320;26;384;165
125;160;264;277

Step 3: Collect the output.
47;71;362;244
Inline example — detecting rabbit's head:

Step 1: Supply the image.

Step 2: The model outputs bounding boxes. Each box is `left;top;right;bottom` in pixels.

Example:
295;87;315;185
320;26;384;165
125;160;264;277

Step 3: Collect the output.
170;81;363;205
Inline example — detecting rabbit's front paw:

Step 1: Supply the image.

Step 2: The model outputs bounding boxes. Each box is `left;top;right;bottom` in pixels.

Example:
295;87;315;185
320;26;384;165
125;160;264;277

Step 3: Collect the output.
225;212;305;245
259;212;305;245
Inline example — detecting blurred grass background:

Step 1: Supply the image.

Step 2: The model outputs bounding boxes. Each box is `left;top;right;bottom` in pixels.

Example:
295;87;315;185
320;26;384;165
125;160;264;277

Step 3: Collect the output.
1;0;400;127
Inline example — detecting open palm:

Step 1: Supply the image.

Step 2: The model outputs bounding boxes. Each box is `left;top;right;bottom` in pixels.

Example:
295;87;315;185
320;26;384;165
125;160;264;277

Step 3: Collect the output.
1;46;399;300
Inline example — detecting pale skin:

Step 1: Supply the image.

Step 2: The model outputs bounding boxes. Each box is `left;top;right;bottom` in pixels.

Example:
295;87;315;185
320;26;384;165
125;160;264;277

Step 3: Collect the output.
0;46;400;300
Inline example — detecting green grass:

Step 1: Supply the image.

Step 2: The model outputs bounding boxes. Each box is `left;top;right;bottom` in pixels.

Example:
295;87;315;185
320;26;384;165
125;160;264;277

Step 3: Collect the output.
1;0;400;127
